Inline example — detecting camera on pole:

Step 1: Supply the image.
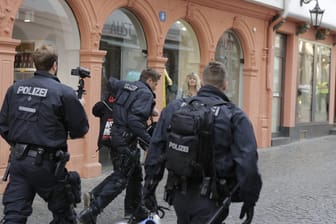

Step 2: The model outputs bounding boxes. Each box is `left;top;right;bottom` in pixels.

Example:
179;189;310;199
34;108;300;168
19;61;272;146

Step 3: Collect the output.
71;66;91;99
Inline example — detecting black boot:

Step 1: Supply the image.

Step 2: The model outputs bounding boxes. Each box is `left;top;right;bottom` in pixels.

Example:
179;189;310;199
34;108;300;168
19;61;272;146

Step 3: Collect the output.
131;205;149;223
78;207;97;224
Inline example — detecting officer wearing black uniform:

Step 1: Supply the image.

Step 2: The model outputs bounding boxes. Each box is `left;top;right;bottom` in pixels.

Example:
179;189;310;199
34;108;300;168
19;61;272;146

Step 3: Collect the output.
143;61;262;224
78;68;161;224
0;45;89;224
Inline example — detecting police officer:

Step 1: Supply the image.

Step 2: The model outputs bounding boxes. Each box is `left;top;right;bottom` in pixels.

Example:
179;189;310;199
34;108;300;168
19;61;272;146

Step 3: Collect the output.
143;61;262;224
0;45;89;224
78;68;161;224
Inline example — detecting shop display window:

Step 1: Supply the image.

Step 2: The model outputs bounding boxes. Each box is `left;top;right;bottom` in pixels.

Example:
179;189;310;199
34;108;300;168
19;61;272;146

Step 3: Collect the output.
297;40;330;123
14;42;35;80
215;30;243;106
100;8;147;98
99;8;147;166
164;20;200;104
13;0;80;89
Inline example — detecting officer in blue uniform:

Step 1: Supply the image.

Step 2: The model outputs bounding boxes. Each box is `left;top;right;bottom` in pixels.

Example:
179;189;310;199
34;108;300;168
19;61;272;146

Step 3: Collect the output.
0;45;89;224
143;61;262;224
78;68;161;224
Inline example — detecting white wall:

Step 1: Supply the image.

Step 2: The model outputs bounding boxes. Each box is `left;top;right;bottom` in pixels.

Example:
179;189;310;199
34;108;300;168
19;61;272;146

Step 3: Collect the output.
245;0;283;9
246;0;336;30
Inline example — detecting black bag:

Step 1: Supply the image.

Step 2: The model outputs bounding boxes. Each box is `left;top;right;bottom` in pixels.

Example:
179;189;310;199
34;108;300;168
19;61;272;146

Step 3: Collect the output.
99;100;114;147
101;117;113;144
165;97;225;177
67;171;81;205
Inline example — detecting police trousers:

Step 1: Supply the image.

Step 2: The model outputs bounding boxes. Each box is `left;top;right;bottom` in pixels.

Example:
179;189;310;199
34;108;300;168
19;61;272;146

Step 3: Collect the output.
90;144;142;213
2;156;76;224
173;186;223;224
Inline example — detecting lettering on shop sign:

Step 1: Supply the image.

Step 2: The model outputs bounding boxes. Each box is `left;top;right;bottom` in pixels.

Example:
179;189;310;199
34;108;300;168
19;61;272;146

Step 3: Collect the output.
107;21;133;39
17;86;48;97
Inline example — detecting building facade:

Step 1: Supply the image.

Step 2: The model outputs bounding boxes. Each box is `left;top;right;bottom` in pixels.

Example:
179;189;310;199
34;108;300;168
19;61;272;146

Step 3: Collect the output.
0;0;335;191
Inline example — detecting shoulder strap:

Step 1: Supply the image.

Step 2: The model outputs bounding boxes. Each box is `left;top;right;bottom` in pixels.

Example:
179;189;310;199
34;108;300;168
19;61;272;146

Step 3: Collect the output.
101;100;113;112
196;96;228;177
187;96;226;107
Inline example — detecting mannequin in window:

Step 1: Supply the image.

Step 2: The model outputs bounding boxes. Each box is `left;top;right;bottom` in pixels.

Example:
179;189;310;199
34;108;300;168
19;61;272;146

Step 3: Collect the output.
176;72;201;99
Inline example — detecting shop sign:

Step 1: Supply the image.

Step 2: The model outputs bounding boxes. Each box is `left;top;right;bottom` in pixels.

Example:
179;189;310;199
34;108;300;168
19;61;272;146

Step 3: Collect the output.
103;21;133;39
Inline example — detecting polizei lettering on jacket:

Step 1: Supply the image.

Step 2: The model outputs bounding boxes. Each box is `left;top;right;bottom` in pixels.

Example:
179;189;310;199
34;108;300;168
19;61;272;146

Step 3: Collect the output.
168;141;189;153
123;83;138;91
17;86;48;97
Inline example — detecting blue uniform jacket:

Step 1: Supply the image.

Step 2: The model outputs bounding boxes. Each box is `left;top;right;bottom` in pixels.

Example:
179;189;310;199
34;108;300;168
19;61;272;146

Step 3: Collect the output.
107;77;155;144
145;84;262;205
0;71;89;149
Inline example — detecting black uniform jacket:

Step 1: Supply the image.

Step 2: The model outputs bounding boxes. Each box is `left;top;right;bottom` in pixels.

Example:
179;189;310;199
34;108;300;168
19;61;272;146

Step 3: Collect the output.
0;71;89;149
145;85;262;205
107;77;155;144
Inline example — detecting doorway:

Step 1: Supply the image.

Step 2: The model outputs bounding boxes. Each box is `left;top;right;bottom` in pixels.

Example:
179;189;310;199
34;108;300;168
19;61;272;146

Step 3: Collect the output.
98;8;147;168
272;33;286;136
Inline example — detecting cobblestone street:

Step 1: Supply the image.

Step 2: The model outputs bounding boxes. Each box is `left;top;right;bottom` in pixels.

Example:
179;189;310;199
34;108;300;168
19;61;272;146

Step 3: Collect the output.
1;136;336;223
226;136;336;224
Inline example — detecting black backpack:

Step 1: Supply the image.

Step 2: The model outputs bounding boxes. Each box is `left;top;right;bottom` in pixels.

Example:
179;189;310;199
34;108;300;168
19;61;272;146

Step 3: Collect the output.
165;97;225;178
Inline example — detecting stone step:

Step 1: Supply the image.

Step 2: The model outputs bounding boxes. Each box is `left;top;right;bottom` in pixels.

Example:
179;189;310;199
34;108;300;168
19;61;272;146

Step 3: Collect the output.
271;136;291;146
329;127;336;135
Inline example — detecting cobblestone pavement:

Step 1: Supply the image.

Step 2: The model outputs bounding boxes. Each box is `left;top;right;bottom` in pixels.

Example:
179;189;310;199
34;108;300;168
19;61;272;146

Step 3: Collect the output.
1;136;336;223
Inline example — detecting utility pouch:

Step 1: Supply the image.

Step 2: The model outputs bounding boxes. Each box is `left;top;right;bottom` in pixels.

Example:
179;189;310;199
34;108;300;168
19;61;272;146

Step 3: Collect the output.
200;177;212;197
164;172;177;205
66;171;81;205
13;143;29;160
211;178;229;201
163;188;174;205
121;131;135;144
34;148;45;165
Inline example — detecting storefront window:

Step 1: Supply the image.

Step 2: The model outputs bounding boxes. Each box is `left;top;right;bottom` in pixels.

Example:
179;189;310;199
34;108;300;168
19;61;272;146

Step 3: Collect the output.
296;40;330;123
315;46;330;121
100;8;147;97
272;33;286;134
99;9;146;166
215;30;243;106
164;20;200;104
13;0;80;89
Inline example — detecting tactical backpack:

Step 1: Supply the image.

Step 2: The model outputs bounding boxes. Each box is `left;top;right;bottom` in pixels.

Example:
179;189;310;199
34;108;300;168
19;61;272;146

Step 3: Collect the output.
165;97;225;178
114;82;141;109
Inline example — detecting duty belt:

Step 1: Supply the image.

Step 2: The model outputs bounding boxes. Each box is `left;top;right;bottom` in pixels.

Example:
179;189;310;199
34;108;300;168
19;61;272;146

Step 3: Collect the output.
26;148;55;161
12;143;58;166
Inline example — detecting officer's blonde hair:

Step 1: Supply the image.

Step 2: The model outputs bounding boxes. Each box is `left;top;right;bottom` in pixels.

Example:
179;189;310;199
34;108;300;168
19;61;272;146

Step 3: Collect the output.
32;45;58;71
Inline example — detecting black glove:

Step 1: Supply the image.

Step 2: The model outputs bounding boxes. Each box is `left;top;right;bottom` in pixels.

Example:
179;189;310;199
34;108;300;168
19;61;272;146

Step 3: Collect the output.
239;202;254;224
